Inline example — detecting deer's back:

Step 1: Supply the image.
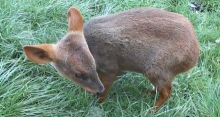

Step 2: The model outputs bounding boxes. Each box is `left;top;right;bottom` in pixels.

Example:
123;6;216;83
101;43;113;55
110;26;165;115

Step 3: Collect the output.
84;8;199;76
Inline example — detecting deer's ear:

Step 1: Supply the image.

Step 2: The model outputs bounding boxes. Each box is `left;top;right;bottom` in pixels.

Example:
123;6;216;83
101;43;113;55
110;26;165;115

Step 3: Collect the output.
67;7;83;32
23;44;55;64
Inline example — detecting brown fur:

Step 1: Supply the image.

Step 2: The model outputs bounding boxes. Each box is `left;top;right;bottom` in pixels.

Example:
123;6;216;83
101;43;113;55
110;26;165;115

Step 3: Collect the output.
23;7;200;110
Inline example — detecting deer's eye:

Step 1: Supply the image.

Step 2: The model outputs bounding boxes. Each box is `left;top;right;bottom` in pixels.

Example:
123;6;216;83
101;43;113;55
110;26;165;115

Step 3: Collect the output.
75;73;87;80
75;73;83;78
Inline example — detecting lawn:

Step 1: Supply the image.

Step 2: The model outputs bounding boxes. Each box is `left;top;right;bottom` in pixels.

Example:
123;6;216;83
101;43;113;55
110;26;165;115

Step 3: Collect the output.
0;0;220;116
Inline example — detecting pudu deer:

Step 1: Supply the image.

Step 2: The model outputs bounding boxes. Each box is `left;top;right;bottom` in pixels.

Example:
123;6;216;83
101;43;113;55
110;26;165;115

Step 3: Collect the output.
23;7;200;110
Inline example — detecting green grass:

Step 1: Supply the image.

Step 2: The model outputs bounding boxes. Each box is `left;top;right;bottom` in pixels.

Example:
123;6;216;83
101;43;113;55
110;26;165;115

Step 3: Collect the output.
0;0;220;116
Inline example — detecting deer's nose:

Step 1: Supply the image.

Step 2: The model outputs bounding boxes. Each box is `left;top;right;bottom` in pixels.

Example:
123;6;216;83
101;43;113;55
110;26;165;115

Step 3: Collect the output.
96;87;105;96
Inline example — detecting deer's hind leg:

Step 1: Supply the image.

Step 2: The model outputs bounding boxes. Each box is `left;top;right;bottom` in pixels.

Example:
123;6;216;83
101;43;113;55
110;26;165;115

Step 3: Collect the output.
154;83;172;109
145;72;173;110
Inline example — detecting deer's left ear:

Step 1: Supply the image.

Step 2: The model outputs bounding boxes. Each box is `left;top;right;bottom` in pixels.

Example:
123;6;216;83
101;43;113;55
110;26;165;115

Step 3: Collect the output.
23;44;55;64
67;7;83;32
